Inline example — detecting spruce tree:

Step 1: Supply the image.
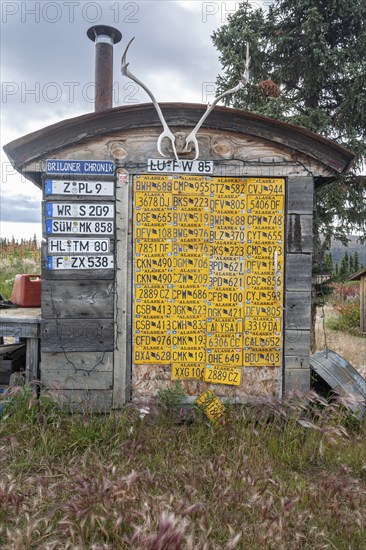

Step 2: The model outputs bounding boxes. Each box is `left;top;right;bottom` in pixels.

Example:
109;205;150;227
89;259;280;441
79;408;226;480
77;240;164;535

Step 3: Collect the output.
212;0;366;244
354;251;361;272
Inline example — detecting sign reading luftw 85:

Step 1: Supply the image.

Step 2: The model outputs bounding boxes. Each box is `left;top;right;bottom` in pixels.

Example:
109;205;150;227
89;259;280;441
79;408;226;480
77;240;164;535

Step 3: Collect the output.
133;174;285;385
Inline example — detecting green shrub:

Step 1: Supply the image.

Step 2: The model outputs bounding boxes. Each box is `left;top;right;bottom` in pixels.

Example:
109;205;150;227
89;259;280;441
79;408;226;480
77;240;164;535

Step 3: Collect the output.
326;300;361;336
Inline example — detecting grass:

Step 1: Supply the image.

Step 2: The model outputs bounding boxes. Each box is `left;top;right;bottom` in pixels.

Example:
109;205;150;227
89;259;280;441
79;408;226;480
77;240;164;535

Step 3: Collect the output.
0;252;41;300
0;388;365;549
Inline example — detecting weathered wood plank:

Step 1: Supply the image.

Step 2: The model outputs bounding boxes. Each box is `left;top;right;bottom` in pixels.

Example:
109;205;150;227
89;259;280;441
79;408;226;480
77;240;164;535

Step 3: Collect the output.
284;368;311;394
287;177;314;213
41;319;114;352
41;351;113;390
0;322;40;339
113;171;130;408
26;338;40;382
286;214;312;253
42;279;114;319
44;389;113;412
286;254;312;291
42;267;115;281
284;356;310;370
285;330;311;356
285;291;311;330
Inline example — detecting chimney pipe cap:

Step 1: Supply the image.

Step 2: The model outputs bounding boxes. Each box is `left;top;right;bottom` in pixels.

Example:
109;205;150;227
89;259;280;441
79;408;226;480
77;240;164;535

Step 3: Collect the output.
87;25;122;44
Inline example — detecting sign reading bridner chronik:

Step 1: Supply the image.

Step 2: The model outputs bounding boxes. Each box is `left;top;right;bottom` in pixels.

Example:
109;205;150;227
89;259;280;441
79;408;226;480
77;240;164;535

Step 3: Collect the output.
45;159;115;270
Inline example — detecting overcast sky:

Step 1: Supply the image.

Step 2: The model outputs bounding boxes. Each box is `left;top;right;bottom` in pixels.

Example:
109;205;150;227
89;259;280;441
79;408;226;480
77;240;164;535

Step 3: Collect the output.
1;1;268;241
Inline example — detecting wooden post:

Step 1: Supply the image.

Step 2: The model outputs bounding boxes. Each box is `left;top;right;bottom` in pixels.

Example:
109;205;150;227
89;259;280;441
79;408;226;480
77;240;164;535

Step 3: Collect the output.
113;170;131;407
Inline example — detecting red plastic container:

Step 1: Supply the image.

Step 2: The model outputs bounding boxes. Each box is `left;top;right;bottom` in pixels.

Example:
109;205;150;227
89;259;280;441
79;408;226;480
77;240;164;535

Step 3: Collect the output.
11;274;41;307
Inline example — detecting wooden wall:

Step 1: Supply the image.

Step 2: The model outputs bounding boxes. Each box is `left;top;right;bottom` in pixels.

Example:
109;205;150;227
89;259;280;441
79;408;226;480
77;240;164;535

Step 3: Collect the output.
283;176;313;393
38;142;317;410
40;189;116;412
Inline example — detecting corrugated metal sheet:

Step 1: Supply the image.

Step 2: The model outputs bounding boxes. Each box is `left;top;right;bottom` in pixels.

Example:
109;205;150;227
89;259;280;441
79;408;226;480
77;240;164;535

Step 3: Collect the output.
310;349;366;419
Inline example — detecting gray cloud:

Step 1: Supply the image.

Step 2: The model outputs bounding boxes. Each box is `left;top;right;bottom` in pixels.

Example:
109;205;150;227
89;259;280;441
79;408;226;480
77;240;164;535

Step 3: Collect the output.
0;194;41;223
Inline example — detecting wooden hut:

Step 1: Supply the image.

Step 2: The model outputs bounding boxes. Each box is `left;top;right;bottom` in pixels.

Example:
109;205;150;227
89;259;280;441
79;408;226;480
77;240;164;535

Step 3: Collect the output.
3;101;356;411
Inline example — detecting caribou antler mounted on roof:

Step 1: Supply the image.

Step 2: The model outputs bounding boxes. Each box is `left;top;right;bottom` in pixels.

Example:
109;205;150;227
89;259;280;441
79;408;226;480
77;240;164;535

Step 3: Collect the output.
121;39;250;161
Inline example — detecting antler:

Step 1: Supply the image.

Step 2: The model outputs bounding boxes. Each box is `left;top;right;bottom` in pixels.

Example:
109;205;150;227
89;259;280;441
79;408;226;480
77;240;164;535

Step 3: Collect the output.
121;37;179;162
185;43;250;160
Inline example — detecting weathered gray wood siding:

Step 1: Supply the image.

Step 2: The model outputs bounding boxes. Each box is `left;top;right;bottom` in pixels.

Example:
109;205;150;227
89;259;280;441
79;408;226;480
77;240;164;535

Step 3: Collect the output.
284;176;313;393
40;187;115;411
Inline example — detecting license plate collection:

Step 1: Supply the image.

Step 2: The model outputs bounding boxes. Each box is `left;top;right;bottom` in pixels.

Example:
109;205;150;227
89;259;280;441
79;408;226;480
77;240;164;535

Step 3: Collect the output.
133;175;285;387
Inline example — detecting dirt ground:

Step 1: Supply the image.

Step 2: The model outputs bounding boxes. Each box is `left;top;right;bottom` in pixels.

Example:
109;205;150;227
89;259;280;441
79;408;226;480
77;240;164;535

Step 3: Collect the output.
315;305;366;379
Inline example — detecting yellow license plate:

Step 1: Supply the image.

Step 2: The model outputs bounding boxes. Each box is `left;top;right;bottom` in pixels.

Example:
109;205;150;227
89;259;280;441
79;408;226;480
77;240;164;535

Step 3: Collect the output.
210;256;245;275
246;229;283;243
210;181;246;195
135;302;172;317
172;175;212;195
244;334;282;349
172;303;207;317
210;243;245;256
204;365;241;386
207;289;244;304
134;175;173;192
172;195;210;210
207;349;243;366
171;333;206;348
134;226;172;239
210;228;245;242
135;238;172;257
135;257;173;270
135;285;172;301
135;272;173;285
246;213;284;228
244;350;282;367
173;287;207;301
207;305;243;319
245;258;283;273
172;211;209;225
210;197;245;211
135;192;172;210
173;242;210;255
171;363;204;380
173;257;209;270
245;243;284;258
207;318;243;333
171;318;206;332
245;289;282;304
245;274;282;289
173;227;210;240
171;349;206;363
244;317;282;334
173;271;209;285
206;333;242;348
134;334;171;349
135;211;172;226
134;349;171;364
135;318;172;333
243;305;283;318
209;275;244;288
246;178;285;195
196;390;226;423
247;195;284;213
210;213;245;226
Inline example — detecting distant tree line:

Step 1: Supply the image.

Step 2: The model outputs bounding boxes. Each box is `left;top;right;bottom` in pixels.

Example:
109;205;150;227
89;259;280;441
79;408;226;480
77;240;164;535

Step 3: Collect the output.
0;235;40;259
323;251;363;281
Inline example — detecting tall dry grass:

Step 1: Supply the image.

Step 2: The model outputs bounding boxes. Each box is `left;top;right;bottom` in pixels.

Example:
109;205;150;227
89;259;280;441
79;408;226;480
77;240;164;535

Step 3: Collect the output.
0;388;365;549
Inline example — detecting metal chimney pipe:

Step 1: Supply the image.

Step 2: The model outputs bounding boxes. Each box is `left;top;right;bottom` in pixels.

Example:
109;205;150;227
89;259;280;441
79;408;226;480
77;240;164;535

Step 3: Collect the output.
87;25;122;112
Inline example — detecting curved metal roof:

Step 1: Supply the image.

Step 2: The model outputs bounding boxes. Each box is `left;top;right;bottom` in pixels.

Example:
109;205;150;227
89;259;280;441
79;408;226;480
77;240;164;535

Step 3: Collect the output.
4;102;355;181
